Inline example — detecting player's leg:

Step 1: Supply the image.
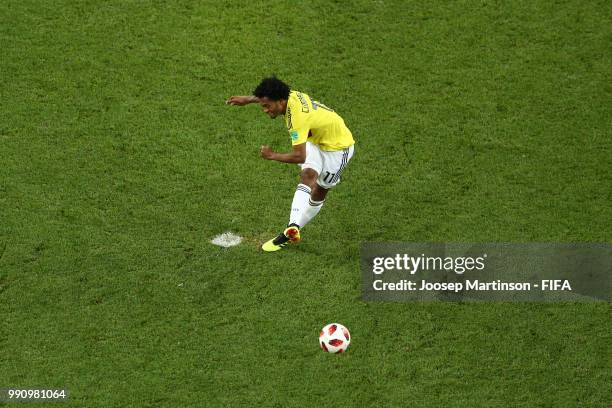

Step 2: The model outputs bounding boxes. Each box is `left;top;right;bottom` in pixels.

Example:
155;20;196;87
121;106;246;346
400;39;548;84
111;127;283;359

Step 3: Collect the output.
296;183;327;228
286;144;323;234
262;144;321;252
282;168;320;243
287;168;318;227
300;168;319;188
311;183;328;201
296;144;354;228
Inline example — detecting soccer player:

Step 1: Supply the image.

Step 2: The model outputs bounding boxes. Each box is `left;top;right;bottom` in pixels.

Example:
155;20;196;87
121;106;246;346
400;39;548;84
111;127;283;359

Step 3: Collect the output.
226;77;355;252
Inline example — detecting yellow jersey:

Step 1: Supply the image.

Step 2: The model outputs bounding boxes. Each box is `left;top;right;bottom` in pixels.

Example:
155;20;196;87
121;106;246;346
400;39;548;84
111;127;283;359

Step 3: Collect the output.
284;90;354;151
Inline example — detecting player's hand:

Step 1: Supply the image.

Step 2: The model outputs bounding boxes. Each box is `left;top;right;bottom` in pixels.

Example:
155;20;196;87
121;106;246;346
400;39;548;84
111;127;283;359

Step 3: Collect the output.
260;145;275;160
225;96;252;106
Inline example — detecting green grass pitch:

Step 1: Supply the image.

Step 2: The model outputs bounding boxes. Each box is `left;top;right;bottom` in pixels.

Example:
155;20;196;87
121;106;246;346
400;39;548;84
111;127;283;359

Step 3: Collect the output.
1;0;610;406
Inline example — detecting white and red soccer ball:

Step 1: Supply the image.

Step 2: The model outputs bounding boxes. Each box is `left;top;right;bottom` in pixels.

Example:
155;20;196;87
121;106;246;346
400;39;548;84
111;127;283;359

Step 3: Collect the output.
319;323;351;353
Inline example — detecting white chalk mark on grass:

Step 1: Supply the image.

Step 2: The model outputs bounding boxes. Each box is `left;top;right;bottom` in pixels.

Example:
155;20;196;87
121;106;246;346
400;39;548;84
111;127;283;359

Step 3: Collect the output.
211;232;243;247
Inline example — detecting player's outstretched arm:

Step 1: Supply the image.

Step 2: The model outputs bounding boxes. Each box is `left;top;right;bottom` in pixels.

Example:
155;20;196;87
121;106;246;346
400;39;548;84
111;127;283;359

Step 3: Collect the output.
260;143;306;164
225;95;260;106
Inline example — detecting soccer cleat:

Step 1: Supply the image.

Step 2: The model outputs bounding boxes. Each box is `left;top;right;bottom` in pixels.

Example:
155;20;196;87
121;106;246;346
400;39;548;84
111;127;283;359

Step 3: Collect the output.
261;225;301;252
284;225;301;243
262;233;290;252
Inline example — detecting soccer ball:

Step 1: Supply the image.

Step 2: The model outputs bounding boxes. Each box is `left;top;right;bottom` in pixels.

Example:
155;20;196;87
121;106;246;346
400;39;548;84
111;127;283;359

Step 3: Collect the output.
319;323;351;353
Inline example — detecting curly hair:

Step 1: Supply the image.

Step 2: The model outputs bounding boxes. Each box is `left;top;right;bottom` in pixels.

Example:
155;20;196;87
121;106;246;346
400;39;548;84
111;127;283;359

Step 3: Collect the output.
253;76;290;101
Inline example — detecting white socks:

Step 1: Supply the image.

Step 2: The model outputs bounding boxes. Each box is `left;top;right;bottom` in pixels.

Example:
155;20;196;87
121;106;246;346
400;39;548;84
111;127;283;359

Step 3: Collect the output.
289;184;311;226
297;198;325;228
289;184;325;228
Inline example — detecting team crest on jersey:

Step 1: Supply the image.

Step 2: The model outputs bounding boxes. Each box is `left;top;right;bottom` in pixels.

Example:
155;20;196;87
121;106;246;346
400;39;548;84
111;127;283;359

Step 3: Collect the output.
290;130;299;141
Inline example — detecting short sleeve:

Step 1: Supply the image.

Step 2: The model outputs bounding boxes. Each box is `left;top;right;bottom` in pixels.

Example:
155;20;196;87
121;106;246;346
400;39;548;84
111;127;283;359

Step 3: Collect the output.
287;107;309;145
